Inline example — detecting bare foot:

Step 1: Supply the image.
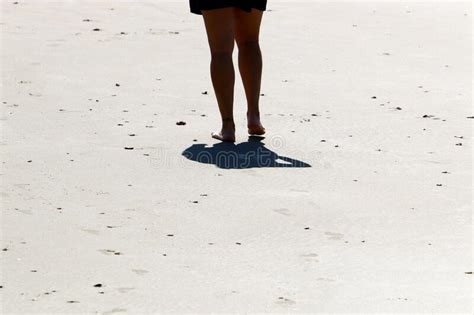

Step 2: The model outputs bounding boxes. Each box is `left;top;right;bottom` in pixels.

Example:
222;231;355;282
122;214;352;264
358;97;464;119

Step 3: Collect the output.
247;112;265;135
211;129;235;142
211;118;235;142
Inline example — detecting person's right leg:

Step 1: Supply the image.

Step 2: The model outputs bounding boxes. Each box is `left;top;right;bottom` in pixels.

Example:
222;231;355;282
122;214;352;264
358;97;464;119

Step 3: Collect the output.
202;8;236;142
234;8;265;136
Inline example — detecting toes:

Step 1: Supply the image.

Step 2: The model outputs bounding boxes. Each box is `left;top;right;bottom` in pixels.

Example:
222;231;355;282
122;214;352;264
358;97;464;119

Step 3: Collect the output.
211;131;235;142
211;132;223;141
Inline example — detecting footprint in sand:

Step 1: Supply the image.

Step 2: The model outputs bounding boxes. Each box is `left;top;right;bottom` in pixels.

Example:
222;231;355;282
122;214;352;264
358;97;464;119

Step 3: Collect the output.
98;249;122;256
14;208;32;215
131;269;149;276
325;231;344;240
81;228;100;235
103;308;127;315
300;253;319;262
117;287;135;293
276;296;296;305
273;208;292;216
316;277;336;282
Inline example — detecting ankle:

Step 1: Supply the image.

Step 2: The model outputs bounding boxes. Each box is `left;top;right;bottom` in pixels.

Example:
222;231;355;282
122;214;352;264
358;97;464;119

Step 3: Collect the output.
222;117;235;129
247;111;260;118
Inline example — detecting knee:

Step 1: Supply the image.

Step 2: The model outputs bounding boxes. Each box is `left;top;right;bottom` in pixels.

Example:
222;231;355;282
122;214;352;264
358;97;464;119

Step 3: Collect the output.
209;38;234;59
236;39;260;51
210;50;233;60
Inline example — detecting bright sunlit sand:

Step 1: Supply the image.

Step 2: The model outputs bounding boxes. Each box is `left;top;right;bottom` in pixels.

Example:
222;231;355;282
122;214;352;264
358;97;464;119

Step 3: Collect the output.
1;1;472;313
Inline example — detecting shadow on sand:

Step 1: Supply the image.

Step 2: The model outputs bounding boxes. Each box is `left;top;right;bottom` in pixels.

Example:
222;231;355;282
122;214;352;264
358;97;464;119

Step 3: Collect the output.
182;136;311;169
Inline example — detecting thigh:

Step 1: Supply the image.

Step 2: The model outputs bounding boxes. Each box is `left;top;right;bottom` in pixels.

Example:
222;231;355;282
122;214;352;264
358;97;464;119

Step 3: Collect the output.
202;8;235;53
234;8;263;45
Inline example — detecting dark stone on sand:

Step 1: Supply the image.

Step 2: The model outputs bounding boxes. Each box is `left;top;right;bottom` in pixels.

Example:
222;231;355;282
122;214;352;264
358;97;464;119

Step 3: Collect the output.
201;91;208;95
466;116;474;119
115;83;120;87
395;107;402;110
82;19;91;22
2;248;7;251
27;160;32;163
176;121;186;126
371;96;377;99
304;227;310;230
124;147;134;150
236;242;242;245
167;234;174;237
93;283;102;288
92;28;101;31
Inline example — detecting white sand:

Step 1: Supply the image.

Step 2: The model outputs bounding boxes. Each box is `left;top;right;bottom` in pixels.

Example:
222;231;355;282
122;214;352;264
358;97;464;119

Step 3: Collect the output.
1;0;472;313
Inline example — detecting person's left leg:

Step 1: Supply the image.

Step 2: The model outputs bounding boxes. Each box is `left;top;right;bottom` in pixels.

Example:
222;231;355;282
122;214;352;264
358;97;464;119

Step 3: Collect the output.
202;8;236;142
234;8;265;136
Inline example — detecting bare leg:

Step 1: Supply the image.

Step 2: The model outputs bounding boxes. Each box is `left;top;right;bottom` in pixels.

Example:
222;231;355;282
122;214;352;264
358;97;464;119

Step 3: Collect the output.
202;8;236;142
235;8;265;135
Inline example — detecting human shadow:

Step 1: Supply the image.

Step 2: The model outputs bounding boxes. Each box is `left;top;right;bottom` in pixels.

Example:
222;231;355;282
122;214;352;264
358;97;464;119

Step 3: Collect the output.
182;136;311;169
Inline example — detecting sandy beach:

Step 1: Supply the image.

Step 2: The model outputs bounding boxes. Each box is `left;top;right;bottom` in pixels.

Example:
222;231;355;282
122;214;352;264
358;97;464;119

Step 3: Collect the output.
1;0;472;313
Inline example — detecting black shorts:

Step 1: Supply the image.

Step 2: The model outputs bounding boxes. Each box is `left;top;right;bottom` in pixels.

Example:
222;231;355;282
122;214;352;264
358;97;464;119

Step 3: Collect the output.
190;0;267;15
